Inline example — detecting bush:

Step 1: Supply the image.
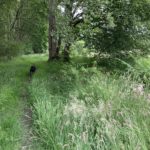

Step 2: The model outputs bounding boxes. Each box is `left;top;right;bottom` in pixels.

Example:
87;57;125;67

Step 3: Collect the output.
0;40;23;59
71;41;90;57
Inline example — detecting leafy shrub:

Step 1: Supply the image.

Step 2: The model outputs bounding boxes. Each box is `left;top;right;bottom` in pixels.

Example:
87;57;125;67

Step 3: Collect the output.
71;41;90;57
0;40;23;59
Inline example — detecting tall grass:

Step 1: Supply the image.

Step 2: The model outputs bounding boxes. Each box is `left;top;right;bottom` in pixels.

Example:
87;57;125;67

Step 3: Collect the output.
0;54;47;150
0;61;23;150
0;54;150;150
29;58;150;150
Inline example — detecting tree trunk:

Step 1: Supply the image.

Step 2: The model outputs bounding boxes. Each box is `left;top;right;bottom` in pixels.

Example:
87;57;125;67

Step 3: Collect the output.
63;2;73;62
56;36;61;59
64;43;71;62
48;0;58;61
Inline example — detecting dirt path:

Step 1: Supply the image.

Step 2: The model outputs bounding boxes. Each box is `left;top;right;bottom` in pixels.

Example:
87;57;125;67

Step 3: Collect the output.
20;79;33;150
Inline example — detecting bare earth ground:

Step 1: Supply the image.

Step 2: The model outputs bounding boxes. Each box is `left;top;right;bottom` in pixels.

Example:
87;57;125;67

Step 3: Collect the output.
20;80;33;150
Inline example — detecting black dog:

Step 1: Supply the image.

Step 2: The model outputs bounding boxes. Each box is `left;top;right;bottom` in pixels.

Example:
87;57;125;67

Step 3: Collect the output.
29;65;36;77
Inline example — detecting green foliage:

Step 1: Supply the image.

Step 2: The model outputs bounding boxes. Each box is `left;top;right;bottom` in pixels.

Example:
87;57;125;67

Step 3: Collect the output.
71;41;90;57
83;0;150;54
24;0;48;53
0;40;23;59
133;56;150;86
1;0;150;59
0;0;48;56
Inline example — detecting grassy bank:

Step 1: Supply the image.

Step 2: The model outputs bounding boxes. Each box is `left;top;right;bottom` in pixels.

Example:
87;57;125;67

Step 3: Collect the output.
29;55;150;149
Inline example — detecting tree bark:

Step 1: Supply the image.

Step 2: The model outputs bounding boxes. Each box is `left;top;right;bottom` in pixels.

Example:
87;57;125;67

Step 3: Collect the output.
63;1;84;62
48;0;58;61
56;36;61;58
64;43;71;62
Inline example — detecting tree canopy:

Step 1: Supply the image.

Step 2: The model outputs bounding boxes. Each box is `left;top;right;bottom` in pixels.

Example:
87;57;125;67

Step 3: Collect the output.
0;0;150;59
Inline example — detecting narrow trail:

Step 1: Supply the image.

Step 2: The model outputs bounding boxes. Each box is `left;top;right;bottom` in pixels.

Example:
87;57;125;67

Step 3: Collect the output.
20;77;33;150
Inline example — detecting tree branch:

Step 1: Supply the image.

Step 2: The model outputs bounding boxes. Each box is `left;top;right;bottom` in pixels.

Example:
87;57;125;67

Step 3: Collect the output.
10;2;24;31
72;18;84;27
